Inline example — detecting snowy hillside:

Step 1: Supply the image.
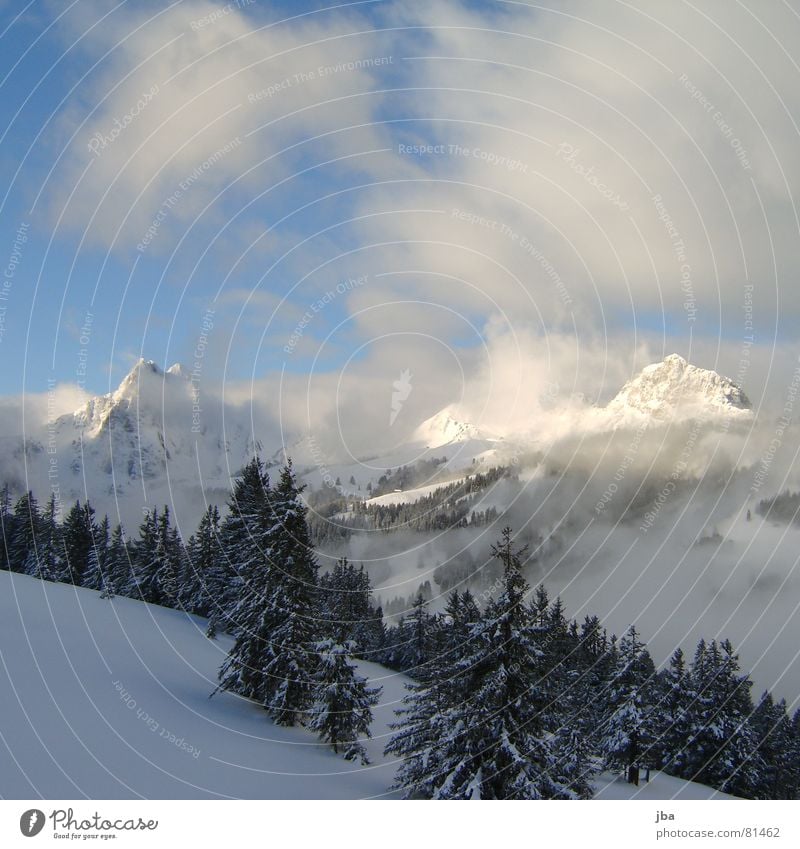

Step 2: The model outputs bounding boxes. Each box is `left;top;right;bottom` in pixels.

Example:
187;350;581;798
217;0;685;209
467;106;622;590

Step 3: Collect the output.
593;771;733;800
0;570;735;800
0;570;406;799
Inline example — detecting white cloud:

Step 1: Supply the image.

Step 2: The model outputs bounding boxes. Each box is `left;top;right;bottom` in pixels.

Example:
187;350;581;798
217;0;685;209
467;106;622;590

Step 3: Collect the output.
40;0;800;440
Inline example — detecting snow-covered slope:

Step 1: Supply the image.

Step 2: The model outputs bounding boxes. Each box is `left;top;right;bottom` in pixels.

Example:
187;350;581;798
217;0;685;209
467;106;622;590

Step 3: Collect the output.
0;569;734;799
600;354;752;427
593;771;733;800
365;476;469;507
0;570;407;799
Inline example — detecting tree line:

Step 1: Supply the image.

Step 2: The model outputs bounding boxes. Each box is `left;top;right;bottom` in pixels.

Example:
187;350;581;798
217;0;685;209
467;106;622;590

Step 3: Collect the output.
1;466;799;798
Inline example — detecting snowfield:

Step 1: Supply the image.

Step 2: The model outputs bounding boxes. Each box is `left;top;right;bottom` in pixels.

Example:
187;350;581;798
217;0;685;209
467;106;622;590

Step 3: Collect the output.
0;570;406;799
1;570;733;800
593;771;733;800
365;477;469;507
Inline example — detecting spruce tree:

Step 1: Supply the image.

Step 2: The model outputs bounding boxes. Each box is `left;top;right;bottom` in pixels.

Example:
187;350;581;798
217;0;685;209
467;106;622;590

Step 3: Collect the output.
387;528;569;799
83;515;109;592
61;500;98;585
384;590;475;796
309;639;381;763
653;647;693;772
184;505;226;618
8;492;41;574
0;483;12;571
678;639;762;796
216;457;277;702
407;591;433;672
35;493;66;582
156;508;182;607
600;625;657;781
104;525;130;597
551;722;599;799
750;691;799;799
129;508;161;602
261;462;320;725
318;558;385;657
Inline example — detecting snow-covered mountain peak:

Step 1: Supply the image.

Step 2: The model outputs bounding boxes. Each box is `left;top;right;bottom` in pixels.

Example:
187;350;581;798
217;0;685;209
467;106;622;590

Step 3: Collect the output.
603;354;752;424
112;358;165;403
165;362;190;379
412;406;497;447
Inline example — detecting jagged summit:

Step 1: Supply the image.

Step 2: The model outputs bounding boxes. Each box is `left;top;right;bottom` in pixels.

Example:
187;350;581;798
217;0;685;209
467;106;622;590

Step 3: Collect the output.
413;406;497;447
603;354;751;423
166;362;190;379
112;358;165;402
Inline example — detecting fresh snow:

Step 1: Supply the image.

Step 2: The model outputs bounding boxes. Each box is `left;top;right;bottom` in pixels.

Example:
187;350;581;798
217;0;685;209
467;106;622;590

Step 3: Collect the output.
0;570;735;799
593;770;734;800
365;477;469;507
0;570;406;799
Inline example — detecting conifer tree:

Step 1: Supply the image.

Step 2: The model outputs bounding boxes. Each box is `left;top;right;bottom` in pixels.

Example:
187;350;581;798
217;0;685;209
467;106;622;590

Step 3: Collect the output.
261;462;320;725
8;492;41;574
318;557;384;653
652;647;693;771
184;505;226;618
83;515;110;592
61;499;98;585
408;591;433;672
0;483;12;571
750;691;799;799
129;507;156;601
35;493;66;582
600;625;657;781
677;639;762;796
387;528;569;799
156;508;182;606
309;639;381;763
104;524;130;597
551;722;599;799
216;457;276;702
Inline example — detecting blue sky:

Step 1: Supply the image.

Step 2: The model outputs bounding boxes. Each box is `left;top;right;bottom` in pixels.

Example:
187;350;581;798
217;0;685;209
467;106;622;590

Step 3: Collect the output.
1;0;798;419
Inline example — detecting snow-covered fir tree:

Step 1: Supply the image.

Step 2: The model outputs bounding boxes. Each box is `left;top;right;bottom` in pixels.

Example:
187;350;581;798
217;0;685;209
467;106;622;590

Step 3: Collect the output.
103;524;130;597
216;457;276;702
387;528;570;799
750;691;800;799
309;639;381;763
599;625;657;781
9;492;41;575
184;505;227;619
652;647;693;771
156;509;183;607
0;484;12;572
260;461;320;725
674;639;763;796
61;500;98;586
83;515;109;592
34;493;66;582
318;557;384;657
129;508;162;603
551;721;600;799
